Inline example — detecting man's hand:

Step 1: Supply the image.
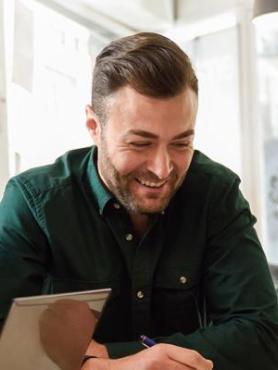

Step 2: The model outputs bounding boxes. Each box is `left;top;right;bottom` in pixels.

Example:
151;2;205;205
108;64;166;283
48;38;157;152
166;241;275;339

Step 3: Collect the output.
85;339;109;358
39;299;97;370
82;343;213;370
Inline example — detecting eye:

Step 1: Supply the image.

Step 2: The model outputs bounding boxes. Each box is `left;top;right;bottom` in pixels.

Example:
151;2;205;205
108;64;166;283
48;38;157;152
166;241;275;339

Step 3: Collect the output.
129;142;152;148
171;142;190;149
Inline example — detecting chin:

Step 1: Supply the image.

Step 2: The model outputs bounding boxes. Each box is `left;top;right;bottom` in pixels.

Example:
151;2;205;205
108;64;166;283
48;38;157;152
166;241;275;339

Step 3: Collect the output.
136;201;168;214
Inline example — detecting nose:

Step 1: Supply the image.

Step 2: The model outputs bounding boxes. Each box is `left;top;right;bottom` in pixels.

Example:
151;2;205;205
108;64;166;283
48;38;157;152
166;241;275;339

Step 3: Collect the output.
146;147;173;179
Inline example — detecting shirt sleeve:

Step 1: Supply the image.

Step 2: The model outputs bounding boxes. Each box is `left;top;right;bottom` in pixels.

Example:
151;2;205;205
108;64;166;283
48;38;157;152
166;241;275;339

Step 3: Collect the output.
106;177;278;370
0;179;49;328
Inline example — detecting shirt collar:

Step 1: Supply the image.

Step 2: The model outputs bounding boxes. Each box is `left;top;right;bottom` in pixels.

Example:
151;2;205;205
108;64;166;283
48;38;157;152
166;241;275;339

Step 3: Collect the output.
87;146;113;215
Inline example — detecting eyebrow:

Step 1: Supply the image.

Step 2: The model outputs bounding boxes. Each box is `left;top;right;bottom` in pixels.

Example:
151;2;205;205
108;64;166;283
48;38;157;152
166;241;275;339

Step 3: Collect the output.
124;129;195;140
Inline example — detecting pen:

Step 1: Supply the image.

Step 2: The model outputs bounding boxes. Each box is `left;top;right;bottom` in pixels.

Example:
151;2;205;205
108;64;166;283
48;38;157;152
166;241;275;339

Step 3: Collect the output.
140;335;157;348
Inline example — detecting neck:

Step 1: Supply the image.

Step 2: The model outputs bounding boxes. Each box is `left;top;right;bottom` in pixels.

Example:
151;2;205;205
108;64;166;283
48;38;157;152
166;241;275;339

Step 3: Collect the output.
129;212;151;237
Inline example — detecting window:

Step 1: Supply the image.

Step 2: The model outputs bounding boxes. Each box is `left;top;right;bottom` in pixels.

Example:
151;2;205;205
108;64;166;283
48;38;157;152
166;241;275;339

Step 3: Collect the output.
7;0;98;174
185;27;241;177
256;25;278;263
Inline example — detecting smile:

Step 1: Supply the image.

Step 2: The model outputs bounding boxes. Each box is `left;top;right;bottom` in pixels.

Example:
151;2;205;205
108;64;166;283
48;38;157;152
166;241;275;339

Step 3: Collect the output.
136;178;167;188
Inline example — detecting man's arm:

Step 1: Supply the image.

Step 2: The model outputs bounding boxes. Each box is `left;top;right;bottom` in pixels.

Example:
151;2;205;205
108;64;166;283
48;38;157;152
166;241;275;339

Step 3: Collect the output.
82;345;213;370
89;178;278;369
38;300;213;370
0;179;49;328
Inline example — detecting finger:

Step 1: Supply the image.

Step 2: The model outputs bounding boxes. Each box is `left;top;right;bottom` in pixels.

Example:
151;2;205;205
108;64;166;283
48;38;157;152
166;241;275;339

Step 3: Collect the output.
168;359;195;370
166;345;213;370
156;358;196;370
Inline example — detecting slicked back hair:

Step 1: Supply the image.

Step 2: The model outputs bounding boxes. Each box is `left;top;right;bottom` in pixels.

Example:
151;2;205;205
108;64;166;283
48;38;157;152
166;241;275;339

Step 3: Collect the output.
91;32;198;125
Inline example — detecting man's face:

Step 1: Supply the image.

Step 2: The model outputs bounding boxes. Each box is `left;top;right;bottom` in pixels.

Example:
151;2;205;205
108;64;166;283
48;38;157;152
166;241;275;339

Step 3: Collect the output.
87;86;198;214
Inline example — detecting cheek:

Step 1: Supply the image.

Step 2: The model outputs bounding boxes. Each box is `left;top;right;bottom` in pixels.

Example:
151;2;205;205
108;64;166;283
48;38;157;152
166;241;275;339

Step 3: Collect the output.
174;151;194;175
110;151;146;176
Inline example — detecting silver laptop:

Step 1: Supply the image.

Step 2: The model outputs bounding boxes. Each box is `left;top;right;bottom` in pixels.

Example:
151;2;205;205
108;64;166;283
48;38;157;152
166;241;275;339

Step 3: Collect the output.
0;288;111;370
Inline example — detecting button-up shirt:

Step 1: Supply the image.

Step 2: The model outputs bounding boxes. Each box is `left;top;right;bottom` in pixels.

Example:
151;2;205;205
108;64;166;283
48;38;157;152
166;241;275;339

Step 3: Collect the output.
0;146;277;369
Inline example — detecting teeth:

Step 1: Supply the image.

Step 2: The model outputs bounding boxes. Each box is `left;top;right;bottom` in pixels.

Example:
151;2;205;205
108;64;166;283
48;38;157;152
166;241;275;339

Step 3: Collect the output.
137;179;166;188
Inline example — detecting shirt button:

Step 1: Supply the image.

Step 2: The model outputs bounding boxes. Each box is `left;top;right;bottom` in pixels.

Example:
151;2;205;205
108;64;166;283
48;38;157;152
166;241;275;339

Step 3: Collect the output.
125;233;133;241
113;203;120;209
136;290;144;299
179;276;187;284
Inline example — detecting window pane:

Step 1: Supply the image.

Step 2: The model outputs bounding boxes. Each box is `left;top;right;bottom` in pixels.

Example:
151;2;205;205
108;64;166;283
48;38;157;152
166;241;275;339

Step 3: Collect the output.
256;26;278;263
9;0;97;173
182;27;241;176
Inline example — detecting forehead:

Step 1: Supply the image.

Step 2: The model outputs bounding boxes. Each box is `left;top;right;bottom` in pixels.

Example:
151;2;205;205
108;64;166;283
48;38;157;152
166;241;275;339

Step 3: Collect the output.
105;85;198;134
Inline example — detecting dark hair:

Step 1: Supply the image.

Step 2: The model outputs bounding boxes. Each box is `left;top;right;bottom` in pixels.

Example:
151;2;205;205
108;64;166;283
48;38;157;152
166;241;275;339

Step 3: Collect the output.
91;32;198;124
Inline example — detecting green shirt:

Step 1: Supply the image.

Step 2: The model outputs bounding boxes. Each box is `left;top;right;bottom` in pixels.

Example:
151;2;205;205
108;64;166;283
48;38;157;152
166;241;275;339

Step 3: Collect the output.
0;146;277;369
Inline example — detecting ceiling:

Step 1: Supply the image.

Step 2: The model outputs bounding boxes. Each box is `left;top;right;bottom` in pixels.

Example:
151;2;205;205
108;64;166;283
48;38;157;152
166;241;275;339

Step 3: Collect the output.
36;0;254;40
80;0;176;31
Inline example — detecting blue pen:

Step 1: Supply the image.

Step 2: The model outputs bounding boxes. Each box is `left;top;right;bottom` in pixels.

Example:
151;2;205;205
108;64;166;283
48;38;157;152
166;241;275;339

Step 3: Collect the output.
140;335;157;348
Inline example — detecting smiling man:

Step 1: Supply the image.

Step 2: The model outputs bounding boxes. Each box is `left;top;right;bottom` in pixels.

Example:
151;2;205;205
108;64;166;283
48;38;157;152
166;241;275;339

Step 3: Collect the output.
0;33;277;370
86;85;197;235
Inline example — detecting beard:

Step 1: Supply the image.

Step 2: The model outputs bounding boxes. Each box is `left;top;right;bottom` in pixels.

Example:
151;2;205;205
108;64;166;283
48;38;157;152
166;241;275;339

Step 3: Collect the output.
97;138;186;214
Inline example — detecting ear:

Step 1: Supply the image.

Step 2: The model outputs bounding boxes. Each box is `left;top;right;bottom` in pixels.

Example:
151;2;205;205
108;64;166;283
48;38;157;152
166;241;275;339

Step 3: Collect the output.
85;105;102;145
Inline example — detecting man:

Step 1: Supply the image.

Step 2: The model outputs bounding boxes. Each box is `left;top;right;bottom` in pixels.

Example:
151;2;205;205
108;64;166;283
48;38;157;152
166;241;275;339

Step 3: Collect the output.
0;32;277;370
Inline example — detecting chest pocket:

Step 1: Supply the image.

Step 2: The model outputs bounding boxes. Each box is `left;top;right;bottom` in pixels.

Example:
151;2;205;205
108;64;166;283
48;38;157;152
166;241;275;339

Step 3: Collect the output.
151;269;202;336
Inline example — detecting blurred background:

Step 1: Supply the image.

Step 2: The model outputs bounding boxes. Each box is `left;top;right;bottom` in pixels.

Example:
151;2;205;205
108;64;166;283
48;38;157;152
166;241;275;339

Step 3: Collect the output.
0;0;277;264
